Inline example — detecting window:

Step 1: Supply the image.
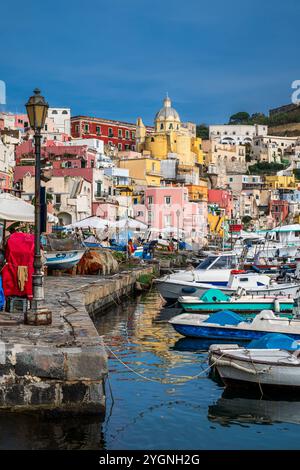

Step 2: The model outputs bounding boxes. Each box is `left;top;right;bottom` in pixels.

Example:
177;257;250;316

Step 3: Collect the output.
148;211;153;223
96;126;101;135
131;145;135;151
44;124;48;131
229;177;233;182
148;196;153;205
55;194;61;204
132;132;135;139
125;144;130;150
151;137;155;142
137;211;143;216
118;143;122;151
246;132;249;136
169;123;173;129
75;125;79;134
152;163;155;171
108;127;113;137
62;110;68;114
164;215;171;226
125;130;130;139
96;181;102;197
108;141;113;146
160;123;164;130
84;123;89;133
165;196;171;205
213;256;236;269
91;160;94;168
118;129;123;138
52;110;58;114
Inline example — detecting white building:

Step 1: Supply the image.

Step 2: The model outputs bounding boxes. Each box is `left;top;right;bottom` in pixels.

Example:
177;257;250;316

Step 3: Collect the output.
251;135;298;163
209;124;268;144
47;108;71;136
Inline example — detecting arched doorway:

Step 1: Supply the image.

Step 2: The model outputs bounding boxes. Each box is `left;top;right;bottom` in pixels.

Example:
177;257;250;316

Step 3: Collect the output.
57;212;72;226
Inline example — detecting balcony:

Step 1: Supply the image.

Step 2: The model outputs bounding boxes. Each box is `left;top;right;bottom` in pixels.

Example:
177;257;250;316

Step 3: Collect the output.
146;170;162;177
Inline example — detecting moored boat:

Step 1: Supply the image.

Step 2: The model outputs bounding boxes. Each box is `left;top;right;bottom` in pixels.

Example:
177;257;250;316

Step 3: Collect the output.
169;310;300;341
155;271;300;301
208;333;300;392
179;288;295;314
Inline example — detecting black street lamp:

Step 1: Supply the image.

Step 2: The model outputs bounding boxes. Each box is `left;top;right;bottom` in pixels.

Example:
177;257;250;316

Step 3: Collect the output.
25;88;52;325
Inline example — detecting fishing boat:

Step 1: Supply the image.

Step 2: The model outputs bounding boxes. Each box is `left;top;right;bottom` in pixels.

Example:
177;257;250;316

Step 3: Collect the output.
178;288;295;314
45;250;86;270
42;234;86;270
155;270;300;301
169;310;300;340
208;333;300;392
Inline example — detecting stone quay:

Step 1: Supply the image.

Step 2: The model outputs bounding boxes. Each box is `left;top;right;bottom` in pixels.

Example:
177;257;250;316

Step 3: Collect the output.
0;266;154;414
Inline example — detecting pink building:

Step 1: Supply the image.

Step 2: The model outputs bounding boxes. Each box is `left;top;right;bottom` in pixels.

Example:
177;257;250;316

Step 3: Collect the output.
133;186;207;244
208;189;233;217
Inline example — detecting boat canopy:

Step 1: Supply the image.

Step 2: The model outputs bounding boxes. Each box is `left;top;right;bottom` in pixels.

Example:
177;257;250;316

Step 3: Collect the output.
203;310;243;326
248;333;300;350
200;289;230;303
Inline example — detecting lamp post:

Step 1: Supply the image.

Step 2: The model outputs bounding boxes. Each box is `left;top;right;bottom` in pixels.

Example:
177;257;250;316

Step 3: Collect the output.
25;89;52;325
176;209;180;252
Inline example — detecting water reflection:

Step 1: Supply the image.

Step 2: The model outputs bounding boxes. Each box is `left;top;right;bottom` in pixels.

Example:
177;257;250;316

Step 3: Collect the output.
0;413;105;450
209;390;300;426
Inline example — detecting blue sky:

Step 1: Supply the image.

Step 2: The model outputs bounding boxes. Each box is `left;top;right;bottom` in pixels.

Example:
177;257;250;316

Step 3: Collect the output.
1;0;299;125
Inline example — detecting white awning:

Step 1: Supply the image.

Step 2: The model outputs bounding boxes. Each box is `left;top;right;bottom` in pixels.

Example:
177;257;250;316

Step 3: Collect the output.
0;193;59;224
65;216;110;229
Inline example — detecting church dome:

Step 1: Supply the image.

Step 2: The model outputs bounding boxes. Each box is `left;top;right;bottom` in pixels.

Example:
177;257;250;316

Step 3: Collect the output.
154;96;180;123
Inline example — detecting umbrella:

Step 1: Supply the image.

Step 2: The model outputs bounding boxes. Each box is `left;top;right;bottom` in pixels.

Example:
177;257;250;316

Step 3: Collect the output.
65;216;110;229
0;193;58;223
112;218;147;230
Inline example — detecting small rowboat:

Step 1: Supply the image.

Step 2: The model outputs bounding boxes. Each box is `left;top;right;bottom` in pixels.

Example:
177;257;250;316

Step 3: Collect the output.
209;334;300;392
178;288;295;314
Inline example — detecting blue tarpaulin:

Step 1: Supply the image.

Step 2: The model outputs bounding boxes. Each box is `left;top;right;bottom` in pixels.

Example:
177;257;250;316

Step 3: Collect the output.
203;310;243;326
0;276;5;310
248;333;300;351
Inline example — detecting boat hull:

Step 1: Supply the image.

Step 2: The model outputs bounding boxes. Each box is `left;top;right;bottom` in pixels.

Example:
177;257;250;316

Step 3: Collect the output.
155;278;300;301
45;250;86;270
179;300;294;314
171;323;300;341
210;348;300;391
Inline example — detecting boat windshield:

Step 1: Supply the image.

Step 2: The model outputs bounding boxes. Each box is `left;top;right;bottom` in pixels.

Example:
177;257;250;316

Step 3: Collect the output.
196;255;237;270
196;256;218;270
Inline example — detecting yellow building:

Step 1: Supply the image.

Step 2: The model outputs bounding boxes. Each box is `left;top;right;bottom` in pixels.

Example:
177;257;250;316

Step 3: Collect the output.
136;96;204;168
185;182;208;202
265;175;296;189
118;153;162;186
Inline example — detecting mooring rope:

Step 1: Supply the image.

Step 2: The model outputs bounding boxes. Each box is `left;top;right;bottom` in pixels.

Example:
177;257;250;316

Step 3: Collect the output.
104;343;226;384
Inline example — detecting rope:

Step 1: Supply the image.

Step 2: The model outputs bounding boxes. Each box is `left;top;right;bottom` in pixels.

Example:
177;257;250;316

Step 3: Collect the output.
104;343;225;384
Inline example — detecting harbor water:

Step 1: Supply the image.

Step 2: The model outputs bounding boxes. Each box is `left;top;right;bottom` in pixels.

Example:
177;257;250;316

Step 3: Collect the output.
2;289;300;449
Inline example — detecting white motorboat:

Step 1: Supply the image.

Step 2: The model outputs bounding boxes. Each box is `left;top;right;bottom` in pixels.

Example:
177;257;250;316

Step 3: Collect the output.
155;270;300;301
160;252;239;287
209;339;300;392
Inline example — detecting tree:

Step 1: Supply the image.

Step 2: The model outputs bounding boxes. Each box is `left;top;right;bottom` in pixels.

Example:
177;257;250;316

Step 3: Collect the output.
196;124;209;140
229;112;250;124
